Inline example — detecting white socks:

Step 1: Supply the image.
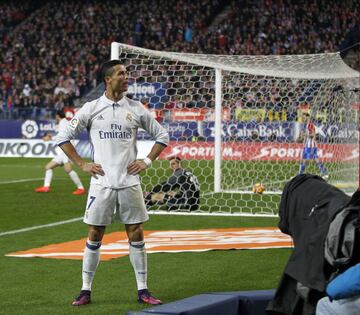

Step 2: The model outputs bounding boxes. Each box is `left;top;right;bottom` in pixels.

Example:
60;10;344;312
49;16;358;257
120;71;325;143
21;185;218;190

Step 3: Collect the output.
81;240;101;291
44;169;83;189
81;240;147;292
68;170;84;189
129;241;148;290
44;169;53;187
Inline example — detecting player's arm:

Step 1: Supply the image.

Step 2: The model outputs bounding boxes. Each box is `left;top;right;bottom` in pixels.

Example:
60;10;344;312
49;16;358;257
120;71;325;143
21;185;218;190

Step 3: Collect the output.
128;106;169;175
59;142;104;178
57;104;104;178
128;142;167;175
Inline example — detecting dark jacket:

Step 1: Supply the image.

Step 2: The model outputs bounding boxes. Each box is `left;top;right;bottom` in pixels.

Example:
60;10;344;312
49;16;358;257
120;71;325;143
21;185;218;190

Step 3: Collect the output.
267;174;351;315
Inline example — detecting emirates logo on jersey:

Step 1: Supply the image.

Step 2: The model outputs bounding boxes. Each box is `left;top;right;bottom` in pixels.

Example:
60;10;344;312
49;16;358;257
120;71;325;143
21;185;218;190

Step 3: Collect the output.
126;113;133;122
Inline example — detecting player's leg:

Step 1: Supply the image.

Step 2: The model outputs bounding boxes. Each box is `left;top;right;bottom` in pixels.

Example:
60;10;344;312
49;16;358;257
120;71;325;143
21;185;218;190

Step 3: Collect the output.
118;185;162;305
82;225;105;291
63;162;86;195
72;225;105;306
72;185;116;306
315;157;327;178
126;223;162;305
126;223;147;291
299;147;309;175
187;190;200;211
35;160;59;192
169;190;200;211
167;196;186;210
299;158;306;174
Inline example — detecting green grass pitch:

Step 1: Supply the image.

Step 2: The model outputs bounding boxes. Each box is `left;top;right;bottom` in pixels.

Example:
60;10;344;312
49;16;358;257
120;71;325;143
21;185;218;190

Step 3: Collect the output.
0;157;291;314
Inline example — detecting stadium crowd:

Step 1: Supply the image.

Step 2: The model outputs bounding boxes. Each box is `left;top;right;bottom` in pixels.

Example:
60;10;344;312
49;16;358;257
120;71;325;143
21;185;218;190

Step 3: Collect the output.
0;0;359;120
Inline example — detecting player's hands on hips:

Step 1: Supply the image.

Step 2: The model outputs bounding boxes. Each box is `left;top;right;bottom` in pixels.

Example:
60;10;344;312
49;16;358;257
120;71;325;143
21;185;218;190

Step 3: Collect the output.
81;162;105;178
127;160;148;175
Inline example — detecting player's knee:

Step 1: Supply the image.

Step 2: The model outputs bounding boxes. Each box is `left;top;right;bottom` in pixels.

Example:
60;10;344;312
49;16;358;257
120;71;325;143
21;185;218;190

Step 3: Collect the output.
88;226;105;242
126;224;144;242
63;163;72;173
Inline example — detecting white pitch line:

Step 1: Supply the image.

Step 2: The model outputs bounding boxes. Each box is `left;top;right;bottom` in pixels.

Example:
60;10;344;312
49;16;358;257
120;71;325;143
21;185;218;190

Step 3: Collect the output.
0;164;42;168
0;177;70;185
147;210;277;217
0;217;83;237
0;178;44;184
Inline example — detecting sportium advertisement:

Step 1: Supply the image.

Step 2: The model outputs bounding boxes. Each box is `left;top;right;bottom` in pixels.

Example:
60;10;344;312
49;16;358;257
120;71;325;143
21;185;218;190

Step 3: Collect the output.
0;119;357;161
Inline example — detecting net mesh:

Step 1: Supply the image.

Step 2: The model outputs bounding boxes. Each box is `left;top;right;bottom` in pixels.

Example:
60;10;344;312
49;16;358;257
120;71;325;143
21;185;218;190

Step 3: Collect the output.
112;42;360;215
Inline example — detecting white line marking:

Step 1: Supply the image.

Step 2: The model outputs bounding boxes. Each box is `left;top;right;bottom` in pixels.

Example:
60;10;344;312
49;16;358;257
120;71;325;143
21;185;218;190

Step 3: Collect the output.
0;217;83;237
147;210;277;217
0;177;71;185
0;178;44;184
0;164;43;168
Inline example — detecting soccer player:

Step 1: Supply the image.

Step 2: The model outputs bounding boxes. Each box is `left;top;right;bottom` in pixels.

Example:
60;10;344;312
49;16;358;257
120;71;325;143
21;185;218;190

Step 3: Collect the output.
298;113;328;179
56;60;169;306
34;110;86;195
144;157;200;211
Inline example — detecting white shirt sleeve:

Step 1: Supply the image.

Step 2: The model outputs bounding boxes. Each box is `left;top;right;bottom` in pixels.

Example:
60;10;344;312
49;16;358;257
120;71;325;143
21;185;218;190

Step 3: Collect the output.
57;118;69;135
139;105;169;146
56;103;91;145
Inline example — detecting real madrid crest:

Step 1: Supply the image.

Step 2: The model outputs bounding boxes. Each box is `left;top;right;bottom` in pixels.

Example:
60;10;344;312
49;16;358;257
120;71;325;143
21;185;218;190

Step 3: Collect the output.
126;112;133;122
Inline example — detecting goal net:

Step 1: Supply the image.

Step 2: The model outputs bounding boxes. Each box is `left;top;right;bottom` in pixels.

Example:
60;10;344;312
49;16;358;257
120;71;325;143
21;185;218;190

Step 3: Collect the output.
111;42;360;216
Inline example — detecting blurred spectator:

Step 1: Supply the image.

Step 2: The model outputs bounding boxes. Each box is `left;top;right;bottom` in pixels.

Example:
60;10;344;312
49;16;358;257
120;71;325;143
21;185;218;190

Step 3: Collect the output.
0;0;358;121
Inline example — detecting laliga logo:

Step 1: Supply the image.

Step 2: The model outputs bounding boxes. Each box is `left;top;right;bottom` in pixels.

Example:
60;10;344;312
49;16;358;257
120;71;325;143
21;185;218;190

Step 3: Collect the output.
69;117;79;129
21;120;39;138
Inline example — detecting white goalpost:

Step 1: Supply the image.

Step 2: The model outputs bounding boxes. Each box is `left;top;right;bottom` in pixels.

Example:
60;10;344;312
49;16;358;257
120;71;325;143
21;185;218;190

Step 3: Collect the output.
111;42;360;216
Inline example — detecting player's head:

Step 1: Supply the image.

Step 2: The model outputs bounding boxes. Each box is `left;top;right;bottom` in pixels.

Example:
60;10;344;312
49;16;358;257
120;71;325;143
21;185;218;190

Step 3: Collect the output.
302;113;310;122
56;109;66;121
100;60;128;93
169;157;181;171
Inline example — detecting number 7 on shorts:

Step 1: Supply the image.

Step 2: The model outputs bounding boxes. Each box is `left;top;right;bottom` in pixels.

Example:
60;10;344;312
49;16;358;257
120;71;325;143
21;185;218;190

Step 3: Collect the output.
87;196;96;209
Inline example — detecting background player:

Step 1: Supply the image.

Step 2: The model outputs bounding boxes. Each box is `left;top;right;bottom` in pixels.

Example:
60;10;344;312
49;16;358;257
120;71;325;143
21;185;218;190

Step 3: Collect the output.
144;157;200;211
34;110;86;194
298;113;328;179
57;60;169;306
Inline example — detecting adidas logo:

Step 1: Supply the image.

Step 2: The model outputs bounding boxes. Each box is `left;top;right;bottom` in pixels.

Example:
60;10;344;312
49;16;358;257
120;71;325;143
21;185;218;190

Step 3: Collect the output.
97;115;104;120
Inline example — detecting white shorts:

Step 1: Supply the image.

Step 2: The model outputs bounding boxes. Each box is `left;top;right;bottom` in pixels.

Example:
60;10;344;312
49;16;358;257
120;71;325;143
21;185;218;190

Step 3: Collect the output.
52;152;71;165
83;184;149;226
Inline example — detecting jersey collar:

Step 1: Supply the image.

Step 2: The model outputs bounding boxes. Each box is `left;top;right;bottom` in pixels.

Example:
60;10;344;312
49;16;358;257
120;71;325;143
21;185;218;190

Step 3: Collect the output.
101;93;126;107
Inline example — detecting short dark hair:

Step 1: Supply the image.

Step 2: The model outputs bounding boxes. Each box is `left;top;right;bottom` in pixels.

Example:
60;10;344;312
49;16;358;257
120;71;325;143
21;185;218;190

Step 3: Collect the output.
100;60;123;85
56;109;65;118
169;156;181;162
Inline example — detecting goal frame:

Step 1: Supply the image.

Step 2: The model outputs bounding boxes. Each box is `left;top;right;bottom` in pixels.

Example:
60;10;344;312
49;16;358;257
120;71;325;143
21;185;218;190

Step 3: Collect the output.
110;42;360;215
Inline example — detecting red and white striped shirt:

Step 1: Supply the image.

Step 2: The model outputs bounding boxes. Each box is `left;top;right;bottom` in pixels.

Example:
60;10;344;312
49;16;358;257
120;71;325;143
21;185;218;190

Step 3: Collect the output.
303;122;317;148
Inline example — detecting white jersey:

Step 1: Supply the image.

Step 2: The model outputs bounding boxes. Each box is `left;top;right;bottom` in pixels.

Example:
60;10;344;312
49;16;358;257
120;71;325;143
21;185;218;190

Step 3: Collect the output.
55;118;72;157
56;93;169;189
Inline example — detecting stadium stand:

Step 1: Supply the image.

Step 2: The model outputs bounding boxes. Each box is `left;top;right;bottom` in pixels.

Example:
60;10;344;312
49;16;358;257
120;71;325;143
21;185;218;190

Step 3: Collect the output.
0;0;228;120
203;0;359;55
0;0;358;120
